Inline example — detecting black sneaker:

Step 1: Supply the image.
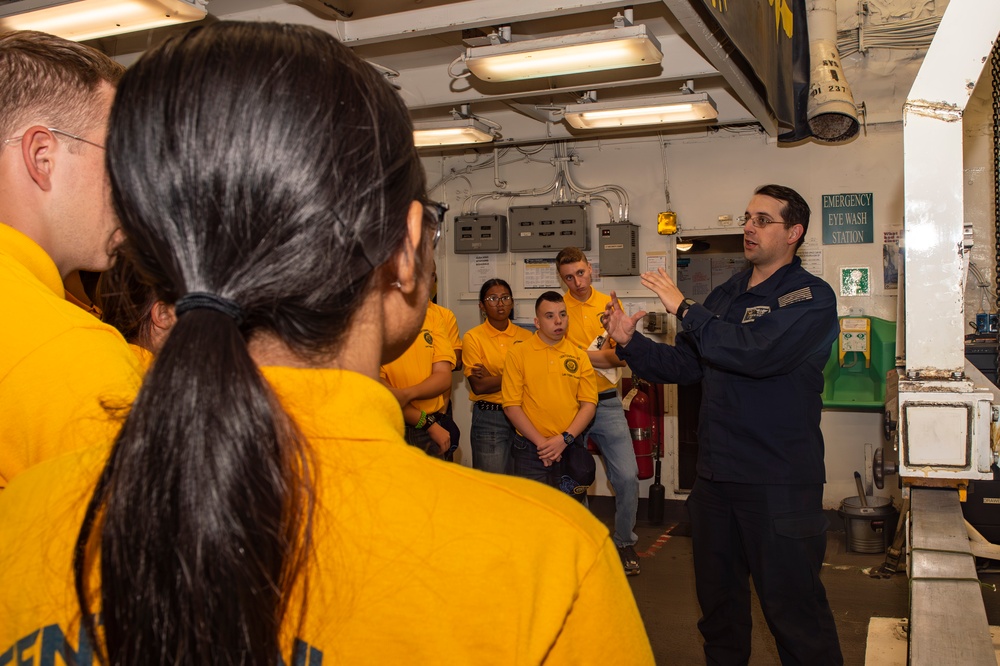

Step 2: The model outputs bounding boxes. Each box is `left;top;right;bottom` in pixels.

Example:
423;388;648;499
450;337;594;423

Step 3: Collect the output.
618;544;640;576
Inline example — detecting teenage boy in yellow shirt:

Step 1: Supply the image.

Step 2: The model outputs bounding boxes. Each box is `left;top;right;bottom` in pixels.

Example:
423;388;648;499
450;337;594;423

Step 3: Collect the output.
502;291;598;497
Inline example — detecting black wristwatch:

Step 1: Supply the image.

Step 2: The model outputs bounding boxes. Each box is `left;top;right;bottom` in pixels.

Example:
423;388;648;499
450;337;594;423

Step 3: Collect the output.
561;431;575;446
675;298;696;319
420;414;438;430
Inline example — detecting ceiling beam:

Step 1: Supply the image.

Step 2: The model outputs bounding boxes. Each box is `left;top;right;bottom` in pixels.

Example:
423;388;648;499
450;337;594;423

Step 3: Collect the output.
658;0;776;136
222;0;665;45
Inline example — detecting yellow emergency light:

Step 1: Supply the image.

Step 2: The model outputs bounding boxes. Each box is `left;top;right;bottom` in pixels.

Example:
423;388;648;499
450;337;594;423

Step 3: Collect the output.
657;211;677;235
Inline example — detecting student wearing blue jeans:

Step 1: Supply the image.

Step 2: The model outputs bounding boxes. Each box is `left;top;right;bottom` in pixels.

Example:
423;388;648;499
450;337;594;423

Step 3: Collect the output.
557;247;641;576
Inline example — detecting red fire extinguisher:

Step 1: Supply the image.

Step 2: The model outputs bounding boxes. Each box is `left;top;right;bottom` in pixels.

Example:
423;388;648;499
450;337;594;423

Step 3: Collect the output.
625;378;655;480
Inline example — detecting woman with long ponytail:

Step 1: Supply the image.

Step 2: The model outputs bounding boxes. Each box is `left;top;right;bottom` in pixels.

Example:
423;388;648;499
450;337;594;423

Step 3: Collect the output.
0;21;653;665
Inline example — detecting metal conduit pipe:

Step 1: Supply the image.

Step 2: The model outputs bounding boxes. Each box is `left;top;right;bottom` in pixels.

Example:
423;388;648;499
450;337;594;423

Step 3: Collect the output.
806;0;860;142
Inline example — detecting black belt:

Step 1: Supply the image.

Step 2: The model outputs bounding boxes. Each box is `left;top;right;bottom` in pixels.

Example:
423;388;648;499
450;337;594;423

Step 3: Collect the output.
598;390;618;401
475;401;503;411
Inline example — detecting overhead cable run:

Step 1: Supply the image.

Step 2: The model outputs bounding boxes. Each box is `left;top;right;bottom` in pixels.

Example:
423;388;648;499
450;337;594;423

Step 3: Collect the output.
452;143;630;223
836;15;941;57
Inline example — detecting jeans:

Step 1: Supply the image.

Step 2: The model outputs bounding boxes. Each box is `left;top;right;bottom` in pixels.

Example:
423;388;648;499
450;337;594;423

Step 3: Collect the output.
586;394;639;547
510;433;586;504
470;404;513;474
404;411;460;462
687;478;842;665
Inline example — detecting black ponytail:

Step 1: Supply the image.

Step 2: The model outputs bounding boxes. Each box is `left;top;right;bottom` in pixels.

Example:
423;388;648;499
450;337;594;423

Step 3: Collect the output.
74;21;426;665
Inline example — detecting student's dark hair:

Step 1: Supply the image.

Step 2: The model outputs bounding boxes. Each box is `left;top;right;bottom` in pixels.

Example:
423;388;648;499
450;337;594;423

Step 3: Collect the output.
73;21;427;666
755;184;810;249
97;246;157;348
535;290;564;312
479;278;514;319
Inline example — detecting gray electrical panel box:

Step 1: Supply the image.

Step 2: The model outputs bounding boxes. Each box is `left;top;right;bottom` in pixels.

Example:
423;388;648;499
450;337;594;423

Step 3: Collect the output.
508;204;589;252
453;214;506;254
597;223;640;276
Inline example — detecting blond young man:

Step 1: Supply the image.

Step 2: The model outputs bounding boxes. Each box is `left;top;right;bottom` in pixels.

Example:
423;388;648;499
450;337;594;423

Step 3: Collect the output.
556;247;641;575
0;31;141;488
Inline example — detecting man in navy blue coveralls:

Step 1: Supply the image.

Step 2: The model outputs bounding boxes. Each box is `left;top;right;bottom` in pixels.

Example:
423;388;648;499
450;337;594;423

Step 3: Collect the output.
604;185;842;665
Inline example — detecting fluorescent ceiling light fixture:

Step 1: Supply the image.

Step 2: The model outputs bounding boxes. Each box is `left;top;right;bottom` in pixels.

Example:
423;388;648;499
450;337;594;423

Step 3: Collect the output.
465;24;662;82
564;92;718;130
413;118;495;148
0;0;208;42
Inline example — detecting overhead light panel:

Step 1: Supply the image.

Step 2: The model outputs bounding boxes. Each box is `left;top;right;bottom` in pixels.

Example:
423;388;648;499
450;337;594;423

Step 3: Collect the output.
413;117;495;148
465;24;662;82
0;0;208;42
564;92;718;130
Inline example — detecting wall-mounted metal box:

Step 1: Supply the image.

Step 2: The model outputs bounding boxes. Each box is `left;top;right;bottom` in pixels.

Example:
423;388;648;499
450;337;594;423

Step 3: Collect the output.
508;204;589;252
597;223;639;275
453;214;506;254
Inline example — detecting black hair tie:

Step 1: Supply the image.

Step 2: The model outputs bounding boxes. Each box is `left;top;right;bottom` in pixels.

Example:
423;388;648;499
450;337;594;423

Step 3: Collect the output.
175;292;244;325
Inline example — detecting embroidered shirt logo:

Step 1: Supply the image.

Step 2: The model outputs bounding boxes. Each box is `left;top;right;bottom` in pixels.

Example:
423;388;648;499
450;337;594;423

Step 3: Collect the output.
778;287;813;307
422;331;433;345
564;358;579;373
742;306;770;323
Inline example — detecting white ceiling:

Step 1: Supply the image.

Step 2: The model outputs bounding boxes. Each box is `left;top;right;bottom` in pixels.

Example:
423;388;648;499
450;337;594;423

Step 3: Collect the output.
90;0;948;148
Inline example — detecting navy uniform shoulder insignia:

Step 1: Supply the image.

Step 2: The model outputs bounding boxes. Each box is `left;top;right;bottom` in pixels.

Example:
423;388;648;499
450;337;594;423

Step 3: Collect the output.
742;306;771;323
778;287;813;308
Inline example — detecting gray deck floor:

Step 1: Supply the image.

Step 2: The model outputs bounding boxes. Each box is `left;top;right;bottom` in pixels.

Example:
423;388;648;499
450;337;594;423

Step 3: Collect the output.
589;497;934;665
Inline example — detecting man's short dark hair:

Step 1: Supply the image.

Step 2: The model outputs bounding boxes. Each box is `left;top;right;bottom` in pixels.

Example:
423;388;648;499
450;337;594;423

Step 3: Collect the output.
535;290;564;313
755;184;810;250
0;30;125;139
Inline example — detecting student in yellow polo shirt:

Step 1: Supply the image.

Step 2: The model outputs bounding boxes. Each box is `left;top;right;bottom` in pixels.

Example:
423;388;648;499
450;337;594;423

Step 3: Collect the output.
557;246;641;576
380;302;459;459
463;278;531;473
503;291;598;497
0;25;654;664
0;32;141;490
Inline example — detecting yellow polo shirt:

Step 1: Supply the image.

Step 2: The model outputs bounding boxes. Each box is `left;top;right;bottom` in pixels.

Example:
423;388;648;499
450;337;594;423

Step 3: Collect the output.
564;288;620;393
429;301;462;354
0;367;654;665
462;320;532;403
502;333;598;438
0;224;142;490
379;307;456;414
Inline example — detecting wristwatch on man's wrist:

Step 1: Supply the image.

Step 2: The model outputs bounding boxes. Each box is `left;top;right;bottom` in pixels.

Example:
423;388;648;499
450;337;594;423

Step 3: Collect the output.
420;414;438;430
675;298;697;319
561;431;575;446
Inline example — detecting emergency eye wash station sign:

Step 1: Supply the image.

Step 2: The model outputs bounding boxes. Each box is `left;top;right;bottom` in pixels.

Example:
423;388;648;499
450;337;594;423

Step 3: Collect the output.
822;193;873;245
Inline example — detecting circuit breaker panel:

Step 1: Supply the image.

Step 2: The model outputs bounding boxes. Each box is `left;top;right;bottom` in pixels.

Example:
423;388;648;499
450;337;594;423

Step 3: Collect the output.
453;214;506;254
597;223;639;276
508;204;589;252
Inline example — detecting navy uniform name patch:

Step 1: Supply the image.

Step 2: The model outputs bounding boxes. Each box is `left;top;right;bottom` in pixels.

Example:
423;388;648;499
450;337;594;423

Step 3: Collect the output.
778;287;813;308
742;306;771;323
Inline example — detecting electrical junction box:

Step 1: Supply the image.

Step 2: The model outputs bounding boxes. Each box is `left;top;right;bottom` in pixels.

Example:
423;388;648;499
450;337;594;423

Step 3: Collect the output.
453;214;506;254
508;204;589;252
597;223;639;276
643;312;670;334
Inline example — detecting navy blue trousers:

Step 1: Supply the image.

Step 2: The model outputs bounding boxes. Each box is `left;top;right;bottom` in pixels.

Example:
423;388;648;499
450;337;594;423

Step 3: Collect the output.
687;478;843;665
